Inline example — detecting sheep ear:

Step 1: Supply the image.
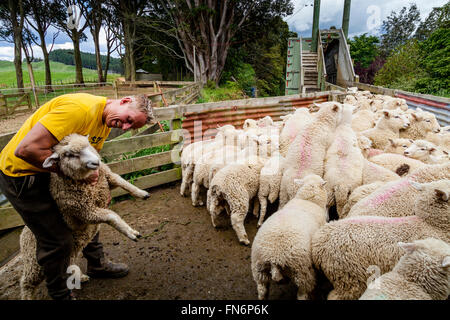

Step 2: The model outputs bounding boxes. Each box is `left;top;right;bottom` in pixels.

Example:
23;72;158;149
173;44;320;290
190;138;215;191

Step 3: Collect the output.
435;189;449;202
321;181;327;187
42;153;59;168
409;139;414;143
410;181;423;191
442;256;450;268
428;147;436;154
332;104;341;112
383;110;390;118
398;241;417;254
388;138;395;146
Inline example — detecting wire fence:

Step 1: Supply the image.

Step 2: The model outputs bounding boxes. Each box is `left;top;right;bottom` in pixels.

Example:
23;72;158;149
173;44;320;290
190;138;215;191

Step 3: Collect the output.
0;83;115;109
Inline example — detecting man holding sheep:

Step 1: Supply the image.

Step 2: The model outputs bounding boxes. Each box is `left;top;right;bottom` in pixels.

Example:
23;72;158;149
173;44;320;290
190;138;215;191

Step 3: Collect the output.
0;93;155;300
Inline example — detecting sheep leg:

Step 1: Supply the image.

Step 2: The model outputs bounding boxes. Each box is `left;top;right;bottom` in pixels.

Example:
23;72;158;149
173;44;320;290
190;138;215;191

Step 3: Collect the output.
252;197;260;218
83;208;140;241
278;182;289;210
105;168;149;199
230;205;249;245
256;279;270;300
191;182;201;206
257;195;267;227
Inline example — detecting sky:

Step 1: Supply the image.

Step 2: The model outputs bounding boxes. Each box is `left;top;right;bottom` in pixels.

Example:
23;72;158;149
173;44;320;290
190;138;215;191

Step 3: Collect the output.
0;0;448;62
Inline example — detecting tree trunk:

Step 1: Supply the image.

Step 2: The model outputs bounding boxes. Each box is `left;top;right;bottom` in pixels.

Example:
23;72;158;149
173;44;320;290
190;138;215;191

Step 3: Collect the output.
38;30;53;92
10;0;24;90
72;31;84;85
103;52;111;83
92;27;103;83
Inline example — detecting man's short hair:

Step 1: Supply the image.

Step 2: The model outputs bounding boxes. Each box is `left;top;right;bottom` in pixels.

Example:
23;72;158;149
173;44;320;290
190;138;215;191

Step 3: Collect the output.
128;94;156;124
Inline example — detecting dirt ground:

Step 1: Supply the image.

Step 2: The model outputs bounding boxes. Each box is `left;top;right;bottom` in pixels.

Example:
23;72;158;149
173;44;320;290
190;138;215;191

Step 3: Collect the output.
0;181;332;300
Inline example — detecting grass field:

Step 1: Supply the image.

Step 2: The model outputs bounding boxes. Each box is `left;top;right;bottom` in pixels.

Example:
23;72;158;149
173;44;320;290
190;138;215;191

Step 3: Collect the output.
0;60;122;88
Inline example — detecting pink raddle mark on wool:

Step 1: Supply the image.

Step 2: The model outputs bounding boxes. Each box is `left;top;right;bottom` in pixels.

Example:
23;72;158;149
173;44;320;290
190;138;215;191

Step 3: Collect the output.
297;132;312;176
366;178;411;208
337;137;349;172
343;215;418;224
368;149;383;157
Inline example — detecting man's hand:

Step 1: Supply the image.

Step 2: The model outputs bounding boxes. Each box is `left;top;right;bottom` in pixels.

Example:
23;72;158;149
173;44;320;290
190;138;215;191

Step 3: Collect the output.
85;170;99;185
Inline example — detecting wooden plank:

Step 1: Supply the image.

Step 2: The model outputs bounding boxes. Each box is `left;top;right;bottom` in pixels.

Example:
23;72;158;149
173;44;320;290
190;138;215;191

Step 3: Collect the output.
0;207;24;230
100;130;183;157
0;227;22;267
111;167;182;198
107;151;175;175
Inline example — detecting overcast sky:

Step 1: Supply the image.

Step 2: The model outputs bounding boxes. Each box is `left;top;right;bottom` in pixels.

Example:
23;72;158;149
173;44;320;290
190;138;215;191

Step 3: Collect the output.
0;0;448;62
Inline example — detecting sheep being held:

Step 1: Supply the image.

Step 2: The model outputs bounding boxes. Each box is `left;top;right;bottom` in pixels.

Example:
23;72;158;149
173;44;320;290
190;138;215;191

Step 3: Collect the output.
19;134;149;300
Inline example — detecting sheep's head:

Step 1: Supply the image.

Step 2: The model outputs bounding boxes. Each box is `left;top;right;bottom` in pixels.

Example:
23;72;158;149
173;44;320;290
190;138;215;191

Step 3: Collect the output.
381;109;410;130
396;238;450;291
293;174;328;208
385;138;414;155
411;111;441;134
410;179;450;228
43;134;101;181
314;102;344;127
404;140;438;161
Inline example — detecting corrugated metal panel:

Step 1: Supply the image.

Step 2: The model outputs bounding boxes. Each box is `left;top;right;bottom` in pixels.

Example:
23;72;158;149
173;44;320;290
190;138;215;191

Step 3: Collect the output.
182;95;329;144
286;38;301;95
396;92;450;127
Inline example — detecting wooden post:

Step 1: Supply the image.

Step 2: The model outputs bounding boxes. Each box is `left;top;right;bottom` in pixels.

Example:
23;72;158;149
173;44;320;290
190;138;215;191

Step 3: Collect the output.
113;79;119;99
311;0;321;52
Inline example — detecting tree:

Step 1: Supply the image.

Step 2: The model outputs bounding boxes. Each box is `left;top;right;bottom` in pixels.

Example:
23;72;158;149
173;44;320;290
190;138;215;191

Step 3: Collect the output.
54;0;89;85
348;33;380;69
24;0;62;91
0;0;26;89
80;0;105;83
415;3;450;41
157;0;293;84
380;3;421;57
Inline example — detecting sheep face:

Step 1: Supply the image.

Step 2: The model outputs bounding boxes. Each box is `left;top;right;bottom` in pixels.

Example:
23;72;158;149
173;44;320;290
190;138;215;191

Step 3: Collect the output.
381;109;410;131
411;111;441;134
385;138;414;154
404;140;437;160
43;134;101;181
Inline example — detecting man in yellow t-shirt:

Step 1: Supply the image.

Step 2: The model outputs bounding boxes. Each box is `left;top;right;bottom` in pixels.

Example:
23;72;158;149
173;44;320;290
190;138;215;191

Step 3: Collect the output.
0;93;155;300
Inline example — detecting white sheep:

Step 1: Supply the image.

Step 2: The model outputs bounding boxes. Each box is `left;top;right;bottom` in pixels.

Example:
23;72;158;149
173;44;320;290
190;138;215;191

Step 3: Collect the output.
361;159;400;185
359;238;450;300
340;181;386;219
209;154;267;245
348;162;450;218
19;134;149;300
400;108;441;140
323;103;364;214
279;102;344;208
383;138;414;155
361;109;410;150
368;153;426;176
312;179;450;300
279;108;314;157
251;175;328;300
404;139;449;164
351;109;376;132
257;150;284;227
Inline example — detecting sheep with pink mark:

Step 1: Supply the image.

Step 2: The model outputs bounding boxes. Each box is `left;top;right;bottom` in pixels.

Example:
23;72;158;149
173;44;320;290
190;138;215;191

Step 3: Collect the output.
312;179;450;300
340;181;386;219
324;104;364;215
359;238;450;300
251;174;328;300
279;108;314;157
347;162;450;218
279;102;344;209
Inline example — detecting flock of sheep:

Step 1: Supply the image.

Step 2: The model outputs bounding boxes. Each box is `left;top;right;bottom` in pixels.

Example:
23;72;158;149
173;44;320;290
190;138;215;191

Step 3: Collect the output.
179;89;450;300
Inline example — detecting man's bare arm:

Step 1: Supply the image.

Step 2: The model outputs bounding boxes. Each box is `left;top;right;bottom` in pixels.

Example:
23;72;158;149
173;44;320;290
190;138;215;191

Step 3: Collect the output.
14;122;60;173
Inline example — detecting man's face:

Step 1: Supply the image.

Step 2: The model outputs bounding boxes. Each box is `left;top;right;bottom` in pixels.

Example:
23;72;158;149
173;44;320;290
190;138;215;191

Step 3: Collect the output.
105;98;147;131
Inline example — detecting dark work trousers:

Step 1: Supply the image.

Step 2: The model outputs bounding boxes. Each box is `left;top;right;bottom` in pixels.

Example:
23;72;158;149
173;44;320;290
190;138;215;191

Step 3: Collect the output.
0;171;105;299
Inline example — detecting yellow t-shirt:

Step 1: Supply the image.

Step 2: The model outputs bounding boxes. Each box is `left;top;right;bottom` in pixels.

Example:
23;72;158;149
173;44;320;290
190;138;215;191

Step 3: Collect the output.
0;93;111;177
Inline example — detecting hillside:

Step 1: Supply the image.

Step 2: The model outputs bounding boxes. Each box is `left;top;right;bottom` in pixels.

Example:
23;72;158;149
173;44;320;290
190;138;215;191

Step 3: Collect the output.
0;60;121;88
49;49;123;74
